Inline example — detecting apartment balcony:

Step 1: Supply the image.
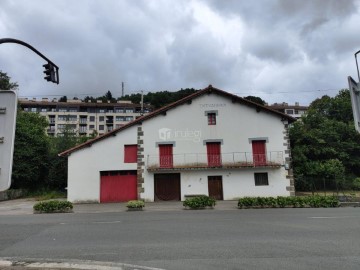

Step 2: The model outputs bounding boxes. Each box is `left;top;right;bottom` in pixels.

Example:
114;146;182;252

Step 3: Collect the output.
146;152;284;172
47;128;55;133
79;119;87;124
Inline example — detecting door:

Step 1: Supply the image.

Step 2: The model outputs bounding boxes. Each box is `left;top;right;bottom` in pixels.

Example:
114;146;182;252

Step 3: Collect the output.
208;176;223;200
100;171;137;203
159;144;173;168
206;142;221;167
252;140;267;166
154;173;180;201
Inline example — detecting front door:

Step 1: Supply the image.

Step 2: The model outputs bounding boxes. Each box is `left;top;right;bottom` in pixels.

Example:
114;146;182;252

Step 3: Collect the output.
208;176;223;200
154;173;181;201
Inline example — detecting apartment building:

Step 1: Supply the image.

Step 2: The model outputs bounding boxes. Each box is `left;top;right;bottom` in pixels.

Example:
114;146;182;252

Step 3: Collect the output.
18;98;151;137
267;102;308;119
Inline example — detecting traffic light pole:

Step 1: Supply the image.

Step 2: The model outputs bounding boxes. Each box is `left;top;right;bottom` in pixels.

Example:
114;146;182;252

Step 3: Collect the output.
0;38;59;84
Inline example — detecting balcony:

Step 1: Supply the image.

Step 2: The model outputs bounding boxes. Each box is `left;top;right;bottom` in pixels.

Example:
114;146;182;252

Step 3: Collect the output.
79;119;87;124
146;152;284;172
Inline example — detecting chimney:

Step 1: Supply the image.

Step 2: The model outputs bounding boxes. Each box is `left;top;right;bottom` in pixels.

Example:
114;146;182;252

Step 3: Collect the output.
295;102;299;106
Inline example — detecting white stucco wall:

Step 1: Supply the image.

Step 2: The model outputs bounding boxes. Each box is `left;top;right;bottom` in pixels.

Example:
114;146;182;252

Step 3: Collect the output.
141;92;290;201
67;91;291;203
67;125;137;202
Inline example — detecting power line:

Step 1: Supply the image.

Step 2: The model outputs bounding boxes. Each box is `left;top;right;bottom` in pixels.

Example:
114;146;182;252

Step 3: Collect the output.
19;87;346;99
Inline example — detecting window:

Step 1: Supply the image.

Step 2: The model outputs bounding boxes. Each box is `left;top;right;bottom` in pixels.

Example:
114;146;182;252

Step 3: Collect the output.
41;108;47;112
99;109;106;113
99;116;104;121
90;116;95;122
124;145;137;163
125;116;134;121
58;107;67;112
125;109;134;113
89;125;95;130
99;125;104;131
69;108;78;112
159;144;173;168
254;173;269;186
285;109;294;115
206;142;221;166
116;116;125;121
208;113;216;125
252;140;266;166
31;108;37;112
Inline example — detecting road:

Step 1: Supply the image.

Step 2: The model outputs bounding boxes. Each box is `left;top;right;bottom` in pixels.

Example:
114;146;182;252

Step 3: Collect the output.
0;207;359;270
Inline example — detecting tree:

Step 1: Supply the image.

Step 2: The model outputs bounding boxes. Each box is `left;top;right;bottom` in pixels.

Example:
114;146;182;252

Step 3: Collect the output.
11;111;50;190
290;90;360;191
244;96;266;106
59;96;67;102
0;71;18;90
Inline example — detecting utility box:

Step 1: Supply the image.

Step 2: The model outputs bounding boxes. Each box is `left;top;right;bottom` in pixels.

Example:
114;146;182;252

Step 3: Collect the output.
0;90;17;191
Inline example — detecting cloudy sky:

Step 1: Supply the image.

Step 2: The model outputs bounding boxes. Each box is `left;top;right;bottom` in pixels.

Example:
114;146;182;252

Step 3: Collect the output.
1;0;360;105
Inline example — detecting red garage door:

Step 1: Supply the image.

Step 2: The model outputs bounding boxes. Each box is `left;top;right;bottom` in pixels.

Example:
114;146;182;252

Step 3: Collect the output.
100;171;137;203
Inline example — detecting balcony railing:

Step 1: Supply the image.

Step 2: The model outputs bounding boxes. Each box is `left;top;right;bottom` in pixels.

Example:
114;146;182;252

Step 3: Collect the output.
147;151;284;171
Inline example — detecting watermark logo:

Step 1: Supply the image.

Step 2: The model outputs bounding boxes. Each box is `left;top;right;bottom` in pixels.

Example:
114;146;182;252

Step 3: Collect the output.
159;127;202;142
159;128;172;140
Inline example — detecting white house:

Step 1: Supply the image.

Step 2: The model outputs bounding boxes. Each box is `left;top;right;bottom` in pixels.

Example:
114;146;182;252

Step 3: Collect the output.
60;85;296;203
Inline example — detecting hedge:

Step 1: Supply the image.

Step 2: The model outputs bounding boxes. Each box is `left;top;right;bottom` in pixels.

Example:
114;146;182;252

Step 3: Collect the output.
183;195;216;209
238;196;339;209
126;200;145;209
33;200;73;213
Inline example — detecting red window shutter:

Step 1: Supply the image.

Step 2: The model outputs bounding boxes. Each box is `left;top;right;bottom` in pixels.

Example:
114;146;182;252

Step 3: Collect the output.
208;113;216;125
206;142;221;166
252;140;266;166
159;144;173;168
124;145;137;163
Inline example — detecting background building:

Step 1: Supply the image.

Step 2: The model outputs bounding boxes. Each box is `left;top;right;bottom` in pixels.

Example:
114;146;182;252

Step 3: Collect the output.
267;102;308;119
18;98;151;137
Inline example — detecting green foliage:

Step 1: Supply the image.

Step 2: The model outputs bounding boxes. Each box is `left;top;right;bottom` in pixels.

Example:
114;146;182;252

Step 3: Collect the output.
244;96;266;106
12;111;50;190
183;195;216;209
353;178;360;190
237;196;339;208
118;88;198;109
58;96;67;102
290;90;360;191
26;189;66;201
0;70;18;90
33;200;73;213
126;200;145;209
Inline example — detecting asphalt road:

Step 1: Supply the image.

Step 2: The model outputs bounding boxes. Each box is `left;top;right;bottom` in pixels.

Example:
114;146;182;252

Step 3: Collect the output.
0;208;359;270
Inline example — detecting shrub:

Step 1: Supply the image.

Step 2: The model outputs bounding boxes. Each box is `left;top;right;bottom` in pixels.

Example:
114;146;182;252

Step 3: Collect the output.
126;200;145;209
33;200;73;213
238;196;339;209
183;195;216;209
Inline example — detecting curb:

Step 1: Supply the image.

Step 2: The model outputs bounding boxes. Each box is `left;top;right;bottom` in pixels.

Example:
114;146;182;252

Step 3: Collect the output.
0;259;165;270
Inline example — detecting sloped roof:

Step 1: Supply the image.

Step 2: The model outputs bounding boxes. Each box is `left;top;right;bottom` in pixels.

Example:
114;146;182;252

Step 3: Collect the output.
59;85;296;157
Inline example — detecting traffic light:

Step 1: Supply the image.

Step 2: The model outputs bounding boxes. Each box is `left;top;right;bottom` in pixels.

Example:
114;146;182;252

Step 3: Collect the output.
43;62;56;83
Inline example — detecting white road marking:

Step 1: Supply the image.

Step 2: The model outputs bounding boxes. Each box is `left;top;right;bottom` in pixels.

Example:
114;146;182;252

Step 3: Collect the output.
92;220;123;224
308;216;359;219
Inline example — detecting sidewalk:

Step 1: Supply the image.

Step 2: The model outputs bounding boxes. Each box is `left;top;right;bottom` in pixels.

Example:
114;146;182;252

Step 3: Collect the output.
0;198;239;215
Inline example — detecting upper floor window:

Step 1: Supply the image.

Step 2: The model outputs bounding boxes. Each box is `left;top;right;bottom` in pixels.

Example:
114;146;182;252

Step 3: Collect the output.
99;116;105;121
208;113;216;125
124;145;137;163
89;116;95;122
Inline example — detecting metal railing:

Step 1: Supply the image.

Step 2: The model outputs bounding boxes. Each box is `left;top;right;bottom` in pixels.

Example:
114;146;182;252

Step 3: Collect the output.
147;151;284;171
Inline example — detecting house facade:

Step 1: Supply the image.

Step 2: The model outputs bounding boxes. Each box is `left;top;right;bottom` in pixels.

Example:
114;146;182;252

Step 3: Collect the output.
60;86;296;203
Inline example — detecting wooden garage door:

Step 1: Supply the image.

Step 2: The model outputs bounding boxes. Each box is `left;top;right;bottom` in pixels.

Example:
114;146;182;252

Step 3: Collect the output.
100;171;137;203
154;173;180;201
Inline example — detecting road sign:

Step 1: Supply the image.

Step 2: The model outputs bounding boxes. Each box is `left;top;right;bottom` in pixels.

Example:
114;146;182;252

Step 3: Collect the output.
0;90;17;191
348;76;360;133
